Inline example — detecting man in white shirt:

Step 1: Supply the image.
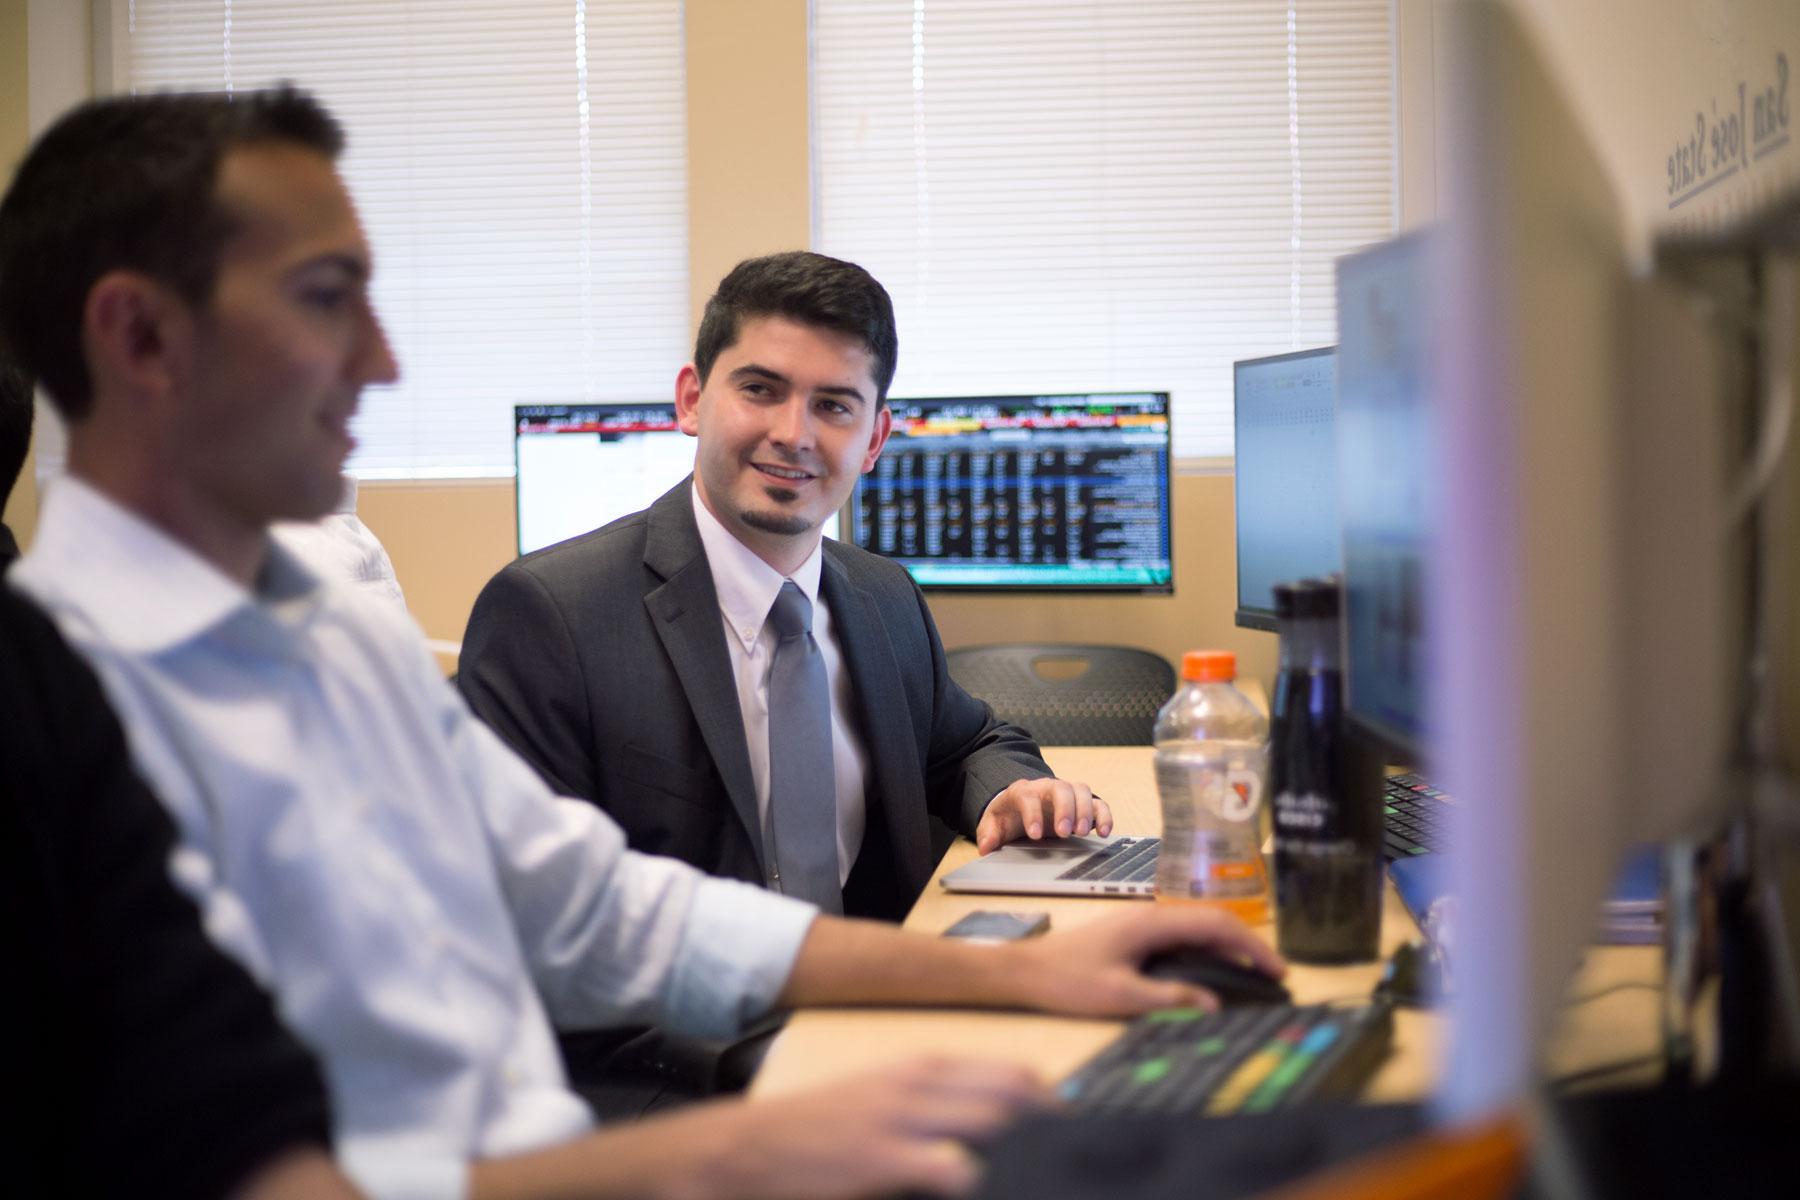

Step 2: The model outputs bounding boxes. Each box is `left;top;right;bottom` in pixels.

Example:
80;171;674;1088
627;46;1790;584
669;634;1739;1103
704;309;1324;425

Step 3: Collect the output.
0;87;1281;1200
460;252;1110;923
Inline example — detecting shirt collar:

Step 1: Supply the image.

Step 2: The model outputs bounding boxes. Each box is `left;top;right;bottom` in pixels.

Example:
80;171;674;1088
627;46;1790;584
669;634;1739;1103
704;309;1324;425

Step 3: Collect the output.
17;475;327;656
690;482;823;652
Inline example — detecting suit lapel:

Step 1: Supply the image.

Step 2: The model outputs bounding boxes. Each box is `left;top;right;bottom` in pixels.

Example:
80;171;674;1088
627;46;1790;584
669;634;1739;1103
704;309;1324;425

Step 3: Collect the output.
643;484;765;872
820;549;931;886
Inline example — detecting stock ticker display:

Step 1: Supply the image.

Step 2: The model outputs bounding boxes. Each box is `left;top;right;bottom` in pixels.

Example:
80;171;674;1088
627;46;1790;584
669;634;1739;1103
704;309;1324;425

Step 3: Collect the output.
851;393;1173;591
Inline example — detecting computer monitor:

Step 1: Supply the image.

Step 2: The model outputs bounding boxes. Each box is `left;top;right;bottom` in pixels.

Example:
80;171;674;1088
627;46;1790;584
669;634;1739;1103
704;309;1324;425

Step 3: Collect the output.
514;404;695;555
1233;348;1339;631
514;402;844;556
1336;238;1432;764
848;392;1173;591
1425;0;1731;1123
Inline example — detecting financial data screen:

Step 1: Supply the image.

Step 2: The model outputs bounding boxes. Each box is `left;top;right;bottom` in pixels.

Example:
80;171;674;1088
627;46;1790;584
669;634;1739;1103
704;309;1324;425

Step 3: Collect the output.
1233;348;1339;627
850;393;1172;590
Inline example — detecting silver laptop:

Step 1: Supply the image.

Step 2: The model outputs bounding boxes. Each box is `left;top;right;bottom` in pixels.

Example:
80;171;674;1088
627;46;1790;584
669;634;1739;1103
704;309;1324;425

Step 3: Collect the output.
939;835;1161;898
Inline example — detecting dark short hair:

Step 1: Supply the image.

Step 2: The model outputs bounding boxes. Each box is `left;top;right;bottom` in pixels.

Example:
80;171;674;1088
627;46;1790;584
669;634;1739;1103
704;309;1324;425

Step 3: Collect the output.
693;251;899;403
0;352;32;501
0;86;344;422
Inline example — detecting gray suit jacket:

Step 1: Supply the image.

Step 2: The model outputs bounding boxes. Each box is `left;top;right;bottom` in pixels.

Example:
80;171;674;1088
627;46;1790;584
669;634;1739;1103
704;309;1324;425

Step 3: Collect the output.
458;480;1050;921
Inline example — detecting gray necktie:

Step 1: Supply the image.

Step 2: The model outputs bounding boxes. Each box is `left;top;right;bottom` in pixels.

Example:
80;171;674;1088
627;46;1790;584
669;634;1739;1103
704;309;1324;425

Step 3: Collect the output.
765;581;843;914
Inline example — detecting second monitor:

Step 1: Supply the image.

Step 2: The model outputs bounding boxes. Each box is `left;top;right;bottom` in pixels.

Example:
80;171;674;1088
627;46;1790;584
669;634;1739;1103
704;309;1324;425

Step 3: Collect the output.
1232;347;1340;631
848;392;1173;591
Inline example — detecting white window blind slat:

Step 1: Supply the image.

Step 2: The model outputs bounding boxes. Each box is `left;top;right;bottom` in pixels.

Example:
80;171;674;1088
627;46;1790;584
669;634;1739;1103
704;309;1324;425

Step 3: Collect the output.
812;0;1395;461
122;0;689;479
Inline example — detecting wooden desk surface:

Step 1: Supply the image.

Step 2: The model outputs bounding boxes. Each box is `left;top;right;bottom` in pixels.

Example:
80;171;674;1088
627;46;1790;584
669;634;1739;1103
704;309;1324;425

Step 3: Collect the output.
753;746;1662;1101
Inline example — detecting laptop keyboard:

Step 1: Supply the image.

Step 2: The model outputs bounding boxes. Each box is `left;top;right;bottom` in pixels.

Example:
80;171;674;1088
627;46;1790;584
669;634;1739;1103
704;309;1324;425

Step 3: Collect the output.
1038;778;1444;876
1056;836;1162;883
1383;774;1452;860
1025;777;1443;882
1058;1002;1395;1116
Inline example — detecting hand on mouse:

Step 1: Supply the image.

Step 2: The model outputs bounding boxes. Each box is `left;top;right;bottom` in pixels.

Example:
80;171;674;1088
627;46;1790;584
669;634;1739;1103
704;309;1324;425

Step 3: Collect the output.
1005;904;1287;1017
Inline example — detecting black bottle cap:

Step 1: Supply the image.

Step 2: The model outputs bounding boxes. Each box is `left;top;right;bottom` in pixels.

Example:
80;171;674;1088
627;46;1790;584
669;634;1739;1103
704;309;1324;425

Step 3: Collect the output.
1293;576;1342;619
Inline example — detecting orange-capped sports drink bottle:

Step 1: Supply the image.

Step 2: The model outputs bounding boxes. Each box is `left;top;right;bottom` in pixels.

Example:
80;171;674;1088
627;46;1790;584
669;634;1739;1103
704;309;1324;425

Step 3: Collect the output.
1152;650;1271;922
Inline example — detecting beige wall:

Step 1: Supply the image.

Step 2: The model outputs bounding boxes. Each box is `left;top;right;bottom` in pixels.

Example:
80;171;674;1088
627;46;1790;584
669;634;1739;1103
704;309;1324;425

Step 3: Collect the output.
356;480;515;658
685;0;813;320
0;0;33;547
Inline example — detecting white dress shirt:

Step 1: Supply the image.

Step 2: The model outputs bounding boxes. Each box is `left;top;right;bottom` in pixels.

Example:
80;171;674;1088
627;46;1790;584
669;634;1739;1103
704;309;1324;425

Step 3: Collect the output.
14;477;817;1200
690;485;869;886
272;476;408;611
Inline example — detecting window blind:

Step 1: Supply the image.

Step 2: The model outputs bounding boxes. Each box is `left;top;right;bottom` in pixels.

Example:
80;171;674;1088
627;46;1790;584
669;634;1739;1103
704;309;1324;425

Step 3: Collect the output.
119;0;689;478
811;0;1394;461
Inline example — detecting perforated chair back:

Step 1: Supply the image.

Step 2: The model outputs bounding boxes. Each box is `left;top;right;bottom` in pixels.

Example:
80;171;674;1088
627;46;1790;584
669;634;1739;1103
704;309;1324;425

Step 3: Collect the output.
945;644;1176;747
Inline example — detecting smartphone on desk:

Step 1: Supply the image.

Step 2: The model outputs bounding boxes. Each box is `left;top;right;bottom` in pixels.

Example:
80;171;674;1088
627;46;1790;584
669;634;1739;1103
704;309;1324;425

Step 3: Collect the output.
942;910;1051;943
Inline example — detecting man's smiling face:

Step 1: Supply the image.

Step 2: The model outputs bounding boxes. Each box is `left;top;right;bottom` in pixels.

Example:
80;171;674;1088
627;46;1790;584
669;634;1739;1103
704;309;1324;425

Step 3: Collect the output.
677;314;891;572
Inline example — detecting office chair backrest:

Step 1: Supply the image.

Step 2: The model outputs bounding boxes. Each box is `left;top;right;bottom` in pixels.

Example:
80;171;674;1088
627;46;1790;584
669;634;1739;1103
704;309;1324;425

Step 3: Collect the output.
945;644;1177;747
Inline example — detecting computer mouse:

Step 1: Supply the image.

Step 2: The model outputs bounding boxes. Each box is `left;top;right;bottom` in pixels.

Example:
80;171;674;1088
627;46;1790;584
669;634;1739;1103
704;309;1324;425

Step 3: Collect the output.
1138;947;1292;1006
1374;938;1446;1008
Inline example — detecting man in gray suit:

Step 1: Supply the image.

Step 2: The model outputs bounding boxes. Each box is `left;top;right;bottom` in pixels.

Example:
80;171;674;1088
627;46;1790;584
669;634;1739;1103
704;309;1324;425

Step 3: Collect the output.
460;251;1112;921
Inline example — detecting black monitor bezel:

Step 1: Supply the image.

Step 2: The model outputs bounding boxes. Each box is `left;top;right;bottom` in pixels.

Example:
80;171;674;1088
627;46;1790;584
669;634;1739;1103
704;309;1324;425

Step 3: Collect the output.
849;390;1175;594
1231;345;1338;631
1344;709;1424;769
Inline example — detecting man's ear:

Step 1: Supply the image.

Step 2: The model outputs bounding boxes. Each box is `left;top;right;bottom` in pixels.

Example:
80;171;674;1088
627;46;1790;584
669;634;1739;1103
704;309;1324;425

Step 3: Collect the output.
81;270;193;406
674;362;704;436
860;403;893;473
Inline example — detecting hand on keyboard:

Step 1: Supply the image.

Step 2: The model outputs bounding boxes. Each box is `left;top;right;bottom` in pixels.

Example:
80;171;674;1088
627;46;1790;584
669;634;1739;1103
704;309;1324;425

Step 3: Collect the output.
976;776;1115;853
645;1056;1049;1199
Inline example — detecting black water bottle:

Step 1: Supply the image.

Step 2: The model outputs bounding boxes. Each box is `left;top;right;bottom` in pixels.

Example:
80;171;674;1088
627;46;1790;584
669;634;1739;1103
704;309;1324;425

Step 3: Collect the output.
1270;578;1382;962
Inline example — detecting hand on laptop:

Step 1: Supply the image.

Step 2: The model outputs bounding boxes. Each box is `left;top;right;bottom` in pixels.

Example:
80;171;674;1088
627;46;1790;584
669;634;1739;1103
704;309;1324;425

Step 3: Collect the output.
1010;904;1287;1016
975;777;1113;853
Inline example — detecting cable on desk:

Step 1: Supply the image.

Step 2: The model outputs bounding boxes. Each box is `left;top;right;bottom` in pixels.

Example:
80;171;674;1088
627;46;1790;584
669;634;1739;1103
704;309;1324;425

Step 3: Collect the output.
1567;980;1660;1008
1551;1053;1664;1092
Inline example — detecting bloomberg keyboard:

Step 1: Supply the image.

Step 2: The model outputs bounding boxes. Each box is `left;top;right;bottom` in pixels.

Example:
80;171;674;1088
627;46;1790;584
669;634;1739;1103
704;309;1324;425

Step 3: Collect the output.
1057;1002;1395;1117
1383;773;1454;860
1057;835;1161;885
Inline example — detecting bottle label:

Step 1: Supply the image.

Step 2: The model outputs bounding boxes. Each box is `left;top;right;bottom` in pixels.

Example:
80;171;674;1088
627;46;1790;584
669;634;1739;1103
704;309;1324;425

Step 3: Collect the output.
1274;834;1362;858
1273;790;1342;839
1192;765;1263;823
1159;759;1260;827
1155;753;1267;902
